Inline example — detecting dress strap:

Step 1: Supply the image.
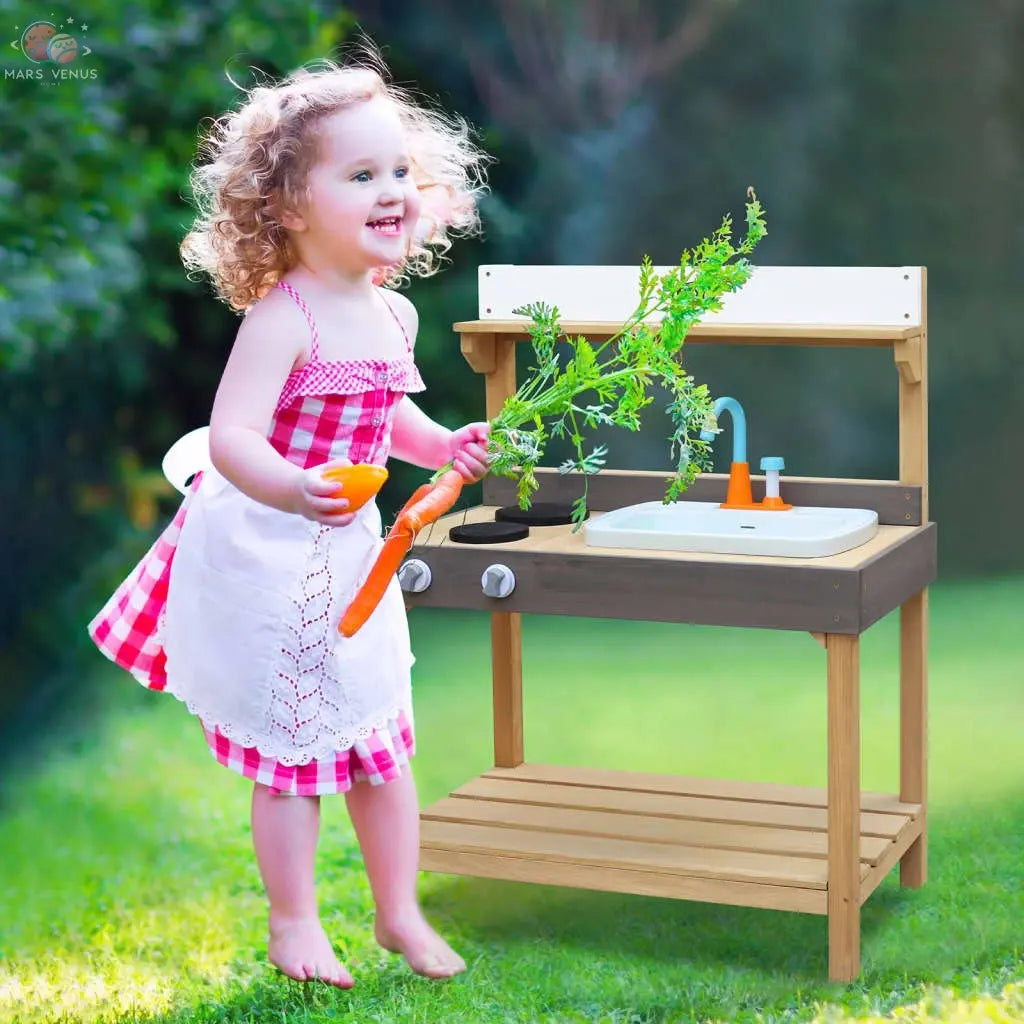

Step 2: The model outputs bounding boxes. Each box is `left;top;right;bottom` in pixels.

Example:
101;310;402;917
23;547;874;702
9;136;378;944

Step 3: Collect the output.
378;289;413;353
275;280;320;361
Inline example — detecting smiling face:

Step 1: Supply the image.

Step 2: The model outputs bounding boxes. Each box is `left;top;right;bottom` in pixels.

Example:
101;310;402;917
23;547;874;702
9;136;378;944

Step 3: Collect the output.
284;96;422;278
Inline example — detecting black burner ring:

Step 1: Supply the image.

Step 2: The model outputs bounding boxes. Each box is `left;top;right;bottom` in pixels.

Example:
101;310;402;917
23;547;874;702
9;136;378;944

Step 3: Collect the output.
449;521;529;544
495;501;584;527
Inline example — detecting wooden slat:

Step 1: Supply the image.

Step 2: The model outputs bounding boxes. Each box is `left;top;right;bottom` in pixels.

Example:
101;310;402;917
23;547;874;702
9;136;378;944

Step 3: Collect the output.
482;763;921;817
860;816;925;905
425;796;891;864
454;776;906;839
420;819;842;889
454;320;922;344
418;848;828;913
482;468;923;526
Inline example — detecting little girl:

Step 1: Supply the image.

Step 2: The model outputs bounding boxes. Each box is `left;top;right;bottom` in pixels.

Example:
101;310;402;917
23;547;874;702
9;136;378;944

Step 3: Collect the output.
88;56;493;988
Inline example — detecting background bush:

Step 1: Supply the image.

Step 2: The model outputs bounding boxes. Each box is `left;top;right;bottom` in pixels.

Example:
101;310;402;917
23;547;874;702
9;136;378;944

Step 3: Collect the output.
2;0;1022;744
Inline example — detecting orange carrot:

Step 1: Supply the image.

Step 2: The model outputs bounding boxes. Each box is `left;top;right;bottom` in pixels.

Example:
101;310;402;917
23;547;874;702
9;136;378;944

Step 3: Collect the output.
392;482;433;524
402;470;463;532
337;471;464;638
338;530;416;637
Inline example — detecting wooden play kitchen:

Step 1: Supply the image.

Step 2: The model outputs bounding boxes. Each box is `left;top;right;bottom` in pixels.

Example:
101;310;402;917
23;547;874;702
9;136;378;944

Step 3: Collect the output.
403;265;935;982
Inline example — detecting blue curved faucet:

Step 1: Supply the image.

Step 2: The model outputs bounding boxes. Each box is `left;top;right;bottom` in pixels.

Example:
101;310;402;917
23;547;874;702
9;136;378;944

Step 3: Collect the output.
700;396;747;463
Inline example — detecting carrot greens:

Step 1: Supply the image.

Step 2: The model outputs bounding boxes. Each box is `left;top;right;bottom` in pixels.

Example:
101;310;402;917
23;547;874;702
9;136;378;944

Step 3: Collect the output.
433;189;767;530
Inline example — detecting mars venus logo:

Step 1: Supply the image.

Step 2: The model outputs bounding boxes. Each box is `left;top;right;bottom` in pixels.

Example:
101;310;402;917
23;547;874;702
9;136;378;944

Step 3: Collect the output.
7;12;96;81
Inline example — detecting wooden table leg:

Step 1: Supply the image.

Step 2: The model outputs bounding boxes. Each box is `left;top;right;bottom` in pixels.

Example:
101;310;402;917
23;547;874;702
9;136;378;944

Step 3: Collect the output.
900;588;928;887
492;611;523;767
827;632;860;982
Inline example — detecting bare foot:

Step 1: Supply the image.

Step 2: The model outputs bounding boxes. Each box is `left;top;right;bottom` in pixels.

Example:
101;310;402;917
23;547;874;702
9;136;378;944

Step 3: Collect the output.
375;910;466;979
268;912;354;989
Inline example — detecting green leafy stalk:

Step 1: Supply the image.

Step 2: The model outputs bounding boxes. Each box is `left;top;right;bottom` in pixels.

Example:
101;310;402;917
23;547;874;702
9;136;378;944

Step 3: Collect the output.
432;188;768;530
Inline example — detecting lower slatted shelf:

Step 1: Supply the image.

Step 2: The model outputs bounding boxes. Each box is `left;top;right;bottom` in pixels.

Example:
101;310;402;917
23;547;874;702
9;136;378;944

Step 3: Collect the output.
419;763;922;915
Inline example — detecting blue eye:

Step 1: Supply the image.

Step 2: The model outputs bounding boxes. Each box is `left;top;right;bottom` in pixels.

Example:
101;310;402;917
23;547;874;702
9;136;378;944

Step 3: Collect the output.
395;167;409;179
352;170;372;183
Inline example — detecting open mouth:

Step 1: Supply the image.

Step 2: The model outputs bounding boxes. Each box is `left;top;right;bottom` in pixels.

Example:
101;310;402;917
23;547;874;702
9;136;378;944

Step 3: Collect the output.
367;216;403;236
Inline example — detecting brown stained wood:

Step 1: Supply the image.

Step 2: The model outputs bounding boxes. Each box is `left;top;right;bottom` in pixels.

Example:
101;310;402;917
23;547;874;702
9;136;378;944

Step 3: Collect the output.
482;469;923;526
899;270;929;518
858;524;937;630
410;543;859;632
481;763;921;817
417;848;828;913
424;795;892;864
453;776;906;839
484;335;517;420
420;507;914;569
460;332;496;373
899;362;927;504
900;589;928;887
423;284;932;981
896;269;929;890
453;321;923;344
406;508;935;634
861;816;925;905
492;612;523;767
827;633;861;982
419;818;834;888
473;333;525;769
893;336;922;383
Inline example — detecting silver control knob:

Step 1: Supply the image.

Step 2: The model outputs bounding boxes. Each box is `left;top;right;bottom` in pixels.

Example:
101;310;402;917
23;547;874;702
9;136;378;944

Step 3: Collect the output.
481;563;516;598
397;558;432;594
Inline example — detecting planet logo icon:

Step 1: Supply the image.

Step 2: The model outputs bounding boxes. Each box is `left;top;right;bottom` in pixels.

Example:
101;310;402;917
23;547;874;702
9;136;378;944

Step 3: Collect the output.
21;20;56;61
47;32;78;64
12;15;92;68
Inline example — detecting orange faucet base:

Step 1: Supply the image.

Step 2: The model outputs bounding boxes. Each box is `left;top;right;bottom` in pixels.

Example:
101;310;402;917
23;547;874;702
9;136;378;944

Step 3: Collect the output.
720;461;753;507
759;495;793;511
718;462;793;511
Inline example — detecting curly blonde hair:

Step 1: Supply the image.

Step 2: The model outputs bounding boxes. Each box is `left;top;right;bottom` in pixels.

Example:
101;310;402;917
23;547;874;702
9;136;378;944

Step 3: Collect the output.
180;51;491;311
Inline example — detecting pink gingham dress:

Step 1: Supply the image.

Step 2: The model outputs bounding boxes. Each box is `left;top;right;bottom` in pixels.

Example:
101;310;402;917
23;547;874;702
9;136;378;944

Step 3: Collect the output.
88;280;426;795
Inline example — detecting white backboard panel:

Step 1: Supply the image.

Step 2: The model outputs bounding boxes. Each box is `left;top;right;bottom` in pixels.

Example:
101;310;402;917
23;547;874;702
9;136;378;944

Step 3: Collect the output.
478;266;922;327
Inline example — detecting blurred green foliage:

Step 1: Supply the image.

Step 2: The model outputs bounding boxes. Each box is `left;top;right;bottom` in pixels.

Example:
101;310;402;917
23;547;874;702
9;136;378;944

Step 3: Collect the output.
0;0;362;723
353;0;1024;576
2;0;1023;738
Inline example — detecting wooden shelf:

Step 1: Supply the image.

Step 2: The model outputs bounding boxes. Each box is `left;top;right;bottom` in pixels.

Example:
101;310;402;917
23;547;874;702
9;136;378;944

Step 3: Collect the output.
420;764;923;916
453;320;923;345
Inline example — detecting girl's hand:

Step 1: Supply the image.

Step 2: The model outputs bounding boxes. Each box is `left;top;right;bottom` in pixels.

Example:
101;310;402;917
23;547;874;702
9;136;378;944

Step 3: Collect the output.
292;458;358;526
448;421;491;482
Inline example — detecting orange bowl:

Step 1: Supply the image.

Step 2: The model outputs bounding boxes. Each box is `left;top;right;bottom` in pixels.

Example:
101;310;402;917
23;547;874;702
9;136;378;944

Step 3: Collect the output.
321;463;389;511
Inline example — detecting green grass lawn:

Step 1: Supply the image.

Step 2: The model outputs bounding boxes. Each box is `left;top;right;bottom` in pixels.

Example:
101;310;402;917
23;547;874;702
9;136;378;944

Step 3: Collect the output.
1;575;1022;1023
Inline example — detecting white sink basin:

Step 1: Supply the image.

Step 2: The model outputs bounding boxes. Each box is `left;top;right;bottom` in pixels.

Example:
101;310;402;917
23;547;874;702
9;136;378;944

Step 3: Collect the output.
583;501;879;558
